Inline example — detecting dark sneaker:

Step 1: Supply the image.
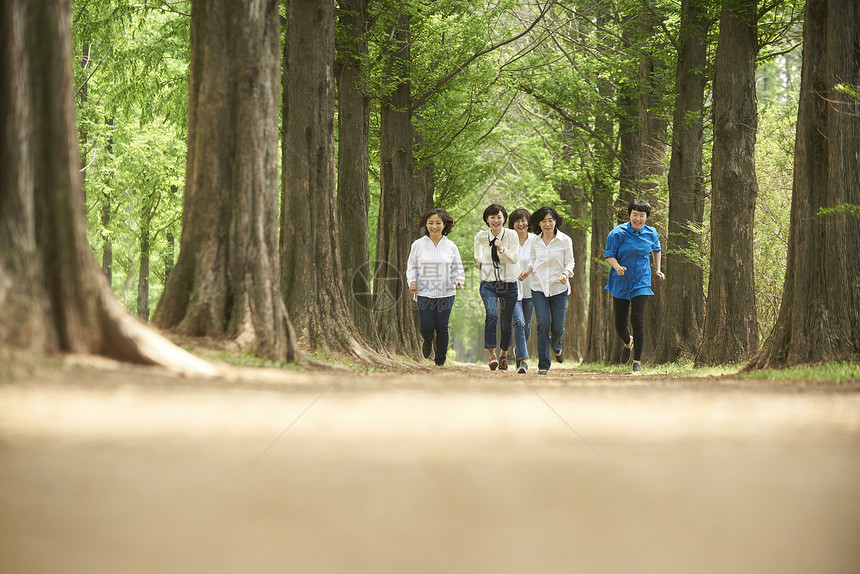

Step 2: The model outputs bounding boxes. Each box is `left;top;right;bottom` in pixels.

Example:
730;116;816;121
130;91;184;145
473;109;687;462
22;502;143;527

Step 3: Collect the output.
554;348;564;363
517;361;528;374
632;362;642;374
620;335;633;364
422;338;433;360
489;355;498;370
498;356;509;372
537;369;548;375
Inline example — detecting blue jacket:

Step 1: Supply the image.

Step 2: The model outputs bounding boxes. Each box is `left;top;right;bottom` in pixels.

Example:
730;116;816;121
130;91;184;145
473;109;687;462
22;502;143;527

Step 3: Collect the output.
604;222;661;300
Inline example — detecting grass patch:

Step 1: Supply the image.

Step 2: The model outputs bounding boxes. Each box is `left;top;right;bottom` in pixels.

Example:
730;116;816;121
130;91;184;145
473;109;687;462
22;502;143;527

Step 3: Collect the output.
739;361;860;383
572;360;740;377
195;348;304;371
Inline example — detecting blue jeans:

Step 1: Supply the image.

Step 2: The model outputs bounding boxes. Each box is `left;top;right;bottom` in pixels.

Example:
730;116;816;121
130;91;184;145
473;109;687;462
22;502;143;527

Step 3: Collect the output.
479;281;518;351
512;297;534;361
417;296;455;366
531;290;567;370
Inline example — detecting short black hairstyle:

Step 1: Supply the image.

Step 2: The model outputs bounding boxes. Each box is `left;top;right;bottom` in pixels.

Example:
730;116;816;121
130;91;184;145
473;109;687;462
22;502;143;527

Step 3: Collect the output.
508;208;531;229
628;199;652;217
528;206;563;235
482;204;508;225
417;208;455;236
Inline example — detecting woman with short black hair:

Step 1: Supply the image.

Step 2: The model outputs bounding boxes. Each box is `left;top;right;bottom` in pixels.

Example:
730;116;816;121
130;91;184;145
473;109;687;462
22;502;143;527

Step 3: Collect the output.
474;204;519;372
508;208;535;374
605;199;664;373
407;208;465;366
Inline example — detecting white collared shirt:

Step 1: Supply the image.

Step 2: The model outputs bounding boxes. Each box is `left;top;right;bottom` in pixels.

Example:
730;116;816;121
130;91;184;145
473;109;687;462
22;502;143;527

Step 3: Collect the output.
524;230;575;297
406;235;466;298
516;234;535;300
473;228;519;283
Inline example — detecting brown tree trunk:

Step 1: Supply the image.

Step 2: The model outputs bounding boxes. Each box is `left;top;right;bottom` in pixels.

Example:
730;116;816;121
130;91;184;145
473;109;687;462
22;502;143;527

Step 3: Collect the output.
137;207;150;321
101;117;114;282
748;0;860;368
584;77;616;363
0;0;212;375
557;122;588;363
374;14;421;357
335;0;378;347
696;0;759;366
281;0;379;361
653;0;709;363
153;0;296;362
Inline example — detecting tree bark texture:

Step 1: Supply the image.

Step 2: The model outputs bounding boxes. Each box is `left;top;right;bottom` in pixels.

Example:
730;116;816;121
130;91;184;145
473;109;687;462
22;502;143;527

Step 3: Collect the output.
558;122;588;363
335;0;378;347
153;0;296;362
697;0;760;365
748;0;860;367
137;212;150;321
653;0;708;363
281;0;376;360
0;0;213;375
374;15;421;357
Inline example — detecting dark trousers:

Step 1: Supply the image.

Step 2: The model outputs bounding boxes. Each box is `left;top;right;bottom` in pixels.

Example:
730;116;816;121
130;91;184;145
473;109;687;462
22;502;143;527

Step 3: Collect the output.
479;280;518;351
417;296;455;366
613;295;648;362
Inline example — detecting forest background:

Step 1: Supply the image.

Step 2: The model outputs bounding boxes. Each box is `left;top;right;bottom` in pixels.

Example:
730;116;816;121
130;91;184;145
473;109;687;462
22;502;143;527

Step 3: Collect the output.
62;0;856;369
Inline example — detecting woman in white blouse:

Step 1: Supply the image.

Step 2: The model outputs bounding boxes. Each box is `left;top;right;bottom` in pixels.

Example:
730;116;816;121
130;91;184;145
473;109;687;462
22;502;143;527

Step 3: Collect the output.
473;204;519;372
509;208;535;374
407;208;465;366
519;206;575;374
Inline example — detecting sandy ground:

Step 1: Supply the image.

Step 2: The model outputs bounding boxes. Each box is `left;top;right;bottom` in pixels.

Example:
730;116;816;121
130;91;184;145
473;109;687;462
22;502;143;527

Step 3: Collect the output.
1;358;859;574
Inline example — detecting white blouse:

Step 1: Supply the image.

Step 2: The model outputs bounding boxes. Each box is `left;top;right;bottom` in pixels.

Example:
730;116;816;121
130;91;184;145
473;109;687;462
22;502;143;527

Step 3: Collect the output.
524;230;575;297
406;235;466;298
472;228;520;283
516;234;535;301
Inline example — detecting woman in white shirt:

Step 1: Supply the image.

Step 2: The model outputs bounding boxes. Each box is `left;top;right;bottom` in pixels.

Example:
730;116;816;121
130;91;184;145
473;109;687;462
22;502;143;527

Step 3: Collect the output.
519;206;575;374
407;208;465;366
473;204;519;372
509;208;535;374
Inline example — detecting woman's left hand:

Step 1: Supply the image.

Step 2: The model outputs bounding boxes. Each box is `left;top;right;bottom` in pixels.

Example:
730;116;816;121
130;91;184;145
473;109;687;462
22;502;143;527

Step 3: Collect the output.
559;274;568;285
656;271;665;281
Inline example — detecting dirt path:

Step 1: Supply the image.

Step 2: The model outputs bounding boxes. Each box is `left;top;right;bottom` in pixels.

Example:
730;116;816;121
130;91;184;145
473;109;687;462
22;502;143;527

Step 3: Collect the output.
1;360;859;574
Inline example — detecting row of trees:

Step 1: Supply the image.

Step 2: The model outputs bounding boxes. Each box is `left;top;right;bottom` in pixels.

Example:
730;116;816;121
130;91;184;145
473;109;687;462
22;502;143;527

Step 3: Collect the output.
1;0;857;371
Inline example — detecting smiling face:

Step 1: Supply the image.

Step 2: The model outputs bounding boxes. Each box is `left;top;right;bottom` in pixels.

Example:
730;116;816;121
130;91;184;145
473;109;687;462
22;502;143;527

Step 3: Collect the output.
486;212;505;232
425;214;445;237
539;213;557;235
513;216;529;234
629;209;648;231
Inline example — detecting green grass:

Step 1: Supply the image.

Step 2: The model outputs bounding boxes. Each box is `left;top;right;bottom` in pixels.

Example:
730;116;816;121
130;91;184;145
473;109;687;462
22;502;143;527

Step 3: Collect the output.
737;361;860;383
194;347;304;371
572;360;740;377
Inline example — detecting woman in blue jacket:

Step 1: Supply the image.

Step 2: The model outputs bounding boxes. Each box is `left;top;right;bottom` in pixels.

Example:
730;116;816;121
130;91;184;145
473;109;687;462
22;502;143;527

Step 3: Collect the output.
605;199;664;373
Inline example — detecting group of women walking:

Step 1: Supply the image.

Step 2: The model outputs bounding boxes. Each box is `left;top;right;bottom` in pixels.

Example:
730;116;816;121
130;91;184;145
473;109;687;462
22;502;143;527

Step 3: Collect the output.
405;199;664;374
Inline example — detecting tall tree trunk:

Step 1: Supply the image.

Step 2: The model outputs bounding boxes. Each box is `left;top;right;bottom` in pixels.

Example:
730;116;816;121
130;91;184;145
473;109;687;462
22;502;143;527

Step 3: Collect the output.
281;0;376;360
558;122;588;363
153;0;296;362
748;0;860;368
101;117;114;282
697;0;759;366
163;184;177;283
137;204;150;321
0;0;212;375
653;0;709;363
636;14;669;362
374;14;421;357
583;77;616;363
335;0;378;346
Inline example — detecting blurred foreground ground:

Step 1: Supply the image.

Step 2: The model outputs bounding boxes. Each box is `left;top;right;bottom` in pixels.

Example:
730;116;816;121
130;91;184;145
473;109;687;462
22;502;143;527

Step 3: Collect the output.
1;359;859;574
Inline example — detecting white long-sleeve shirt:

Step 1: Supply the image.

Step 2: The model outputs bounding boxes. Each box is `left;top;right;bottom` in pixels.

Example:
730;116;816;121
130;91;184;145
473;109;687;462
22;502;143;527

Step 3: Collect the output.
473;228;519;283
406;235;465;298
516;234;535;301
524;230;575;297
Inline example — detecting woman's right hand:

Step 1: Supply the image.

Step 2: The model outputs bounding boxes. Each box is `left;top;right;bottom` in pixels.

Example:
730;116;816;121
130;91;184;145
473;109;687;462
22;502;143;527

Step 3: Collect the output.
615;266;626;276
408;282;418;300
475;261;482;270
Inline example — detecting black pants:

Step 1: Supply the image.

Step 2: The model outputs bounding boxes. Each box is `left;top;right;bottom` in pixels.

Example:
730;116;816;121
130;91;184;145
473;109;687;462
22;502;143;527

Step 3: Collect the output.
613;295;648;362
